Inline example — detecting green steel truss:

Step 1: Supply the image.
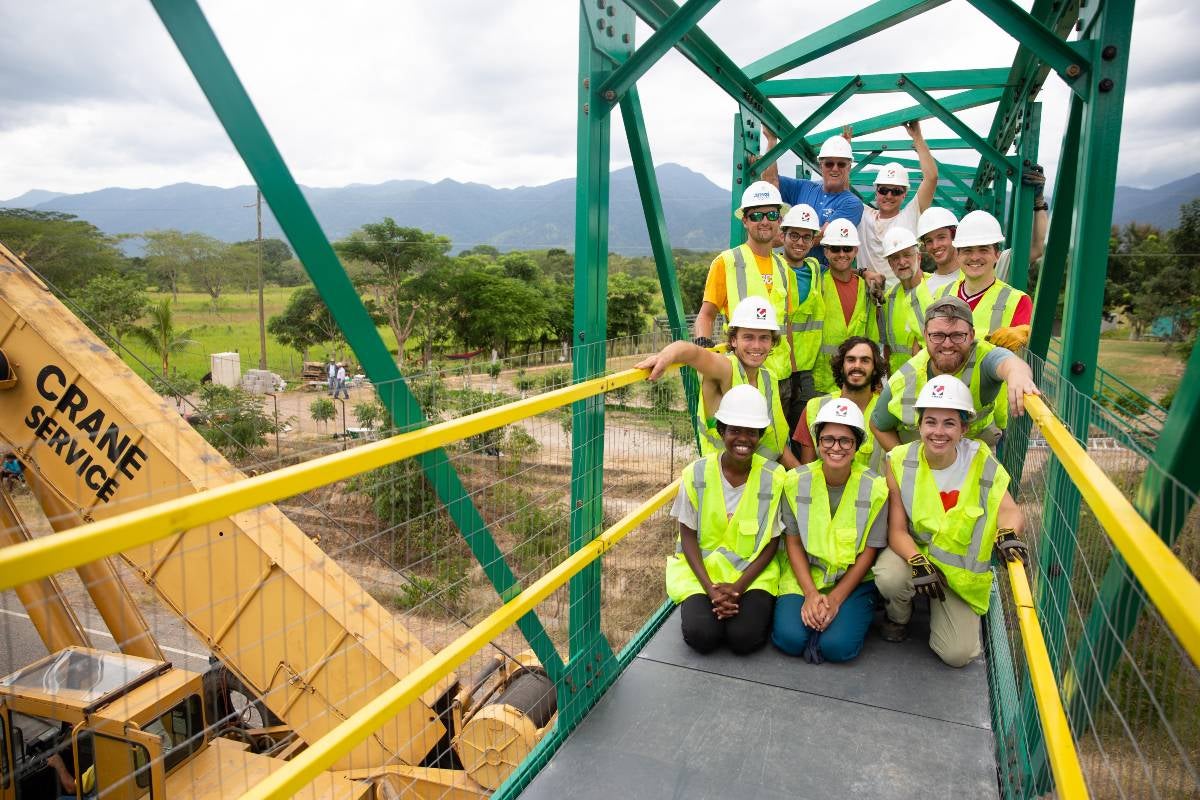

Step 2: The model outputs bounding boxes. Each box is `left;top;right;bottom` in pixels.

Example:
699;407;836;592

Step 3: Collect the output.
146;0;1161;796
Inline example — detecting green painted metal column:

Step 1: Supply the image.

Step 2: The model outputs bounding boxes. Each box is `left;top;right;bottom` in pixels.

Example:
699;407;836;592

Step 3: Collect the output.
148;0;567;680
729;109;761;247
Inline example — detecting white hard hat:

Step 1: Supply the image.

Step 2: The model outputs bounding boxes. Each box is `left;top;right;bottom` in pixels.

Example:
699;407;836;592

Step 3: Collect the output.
715;384;771;429
734;180;789;219
728;296;779;331
916;206;960;239
953;210;1006;248
781;203;820;231
817;136;854;162
915;374;976;417
822;218;860;247
812;397;867;439
873;162;910;188
882;227;919;258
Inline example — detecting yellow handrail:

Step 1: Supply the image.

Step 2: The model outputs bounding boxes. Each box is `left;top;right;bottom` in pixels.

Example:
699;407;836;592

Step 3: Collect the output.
239;478;680;800
1024;394;1200;666
1006;559;1090;798
0;364;673;592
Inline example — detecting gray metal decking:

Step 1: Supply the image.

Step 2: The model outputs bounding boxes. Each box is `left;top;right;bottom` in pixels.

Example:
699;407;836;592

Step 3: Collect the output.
521;607;998;799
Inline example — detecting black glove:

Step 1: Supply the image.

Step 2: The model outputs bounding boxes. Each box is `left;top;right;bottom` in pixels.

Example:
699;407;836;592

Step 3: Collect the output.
994;528;1029;564
692;336;715;349
1022;163;1046;203
908;553;946;601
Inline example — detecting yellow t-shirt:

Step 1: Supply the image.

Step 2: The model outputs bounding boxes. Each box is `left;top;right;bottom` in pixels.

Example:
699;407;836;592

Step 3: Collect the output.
702;251;776;314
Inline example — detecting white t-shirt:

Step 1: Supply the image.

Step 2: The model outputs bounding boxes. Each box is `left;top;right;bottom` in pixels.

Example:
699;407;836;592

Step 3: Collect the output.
923;269;962;295
928;438;981;494
336;366;347;382
671;464;783;536
994;248;1014;284
857;201;922;290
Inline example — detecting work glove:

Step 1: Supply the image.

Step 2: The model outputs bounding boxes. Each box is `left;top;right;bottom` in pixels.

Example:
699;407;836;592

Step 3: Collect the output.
994;528;1029;564
692;336;715;349
908;553;946;601
986;324;1031;352
1022;163;1046;201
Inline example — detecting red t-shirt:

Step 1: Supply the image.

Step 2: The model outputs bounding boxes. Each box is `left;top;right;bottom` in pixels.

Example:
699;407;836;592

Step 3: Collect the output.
958;282;1032;326
832;274;860;325
793;407;813;446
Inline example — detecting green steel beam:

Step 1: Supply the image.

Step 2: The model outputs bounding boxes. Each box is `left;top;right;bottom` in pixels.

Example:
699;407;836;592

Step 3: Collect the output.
743;0;951;82
596;0;720;107
750;76;860;178
729;110;757;247
619;86;701;448
850;149;883;178
964;0;1090;95
1007;102;1041;292
762;68;1011;97
897;76;1015;180
852;137;972;152
806;87;1004;144
148;0;567;681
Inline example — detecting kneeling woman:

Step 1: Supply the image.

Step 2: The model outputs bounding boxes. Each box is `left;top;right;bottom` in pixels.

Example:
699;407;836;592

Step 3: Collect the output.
875;374;1028;667
772;399;889;663
666;385;787;654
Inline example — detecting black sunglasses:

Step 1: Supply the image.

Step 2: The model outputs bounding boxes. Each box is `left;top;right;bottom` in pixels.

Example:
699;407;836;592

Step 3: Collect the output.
826;245;855;253
745;210;781;222
876;186;906;197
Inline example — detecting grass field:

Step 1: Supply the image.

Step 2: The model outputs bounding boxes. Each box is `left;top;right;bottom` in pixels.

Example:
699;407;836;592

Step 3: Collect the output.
1093;338;1187;401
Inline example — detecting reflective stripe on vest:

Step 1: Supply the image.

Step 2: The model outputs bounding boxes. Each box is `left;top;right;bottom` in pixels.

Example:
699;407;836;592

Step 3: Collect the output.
675;458;777;569
783;463;885;592
894;344;980;428
697;356;787;461
730;246;797;375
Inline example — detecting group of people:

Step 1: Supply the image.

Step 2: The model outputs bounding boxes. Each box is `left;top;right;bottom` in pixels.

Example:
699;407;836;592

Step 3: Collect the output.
640;127;1049;666
326;359;351;399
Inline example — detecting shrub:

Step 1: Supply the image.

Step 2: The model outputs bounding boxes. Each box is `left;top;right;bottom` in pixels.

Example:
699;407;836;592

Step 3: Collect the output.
646;378;679;414
513;369;537;394
486;361;503;380
540;367;571;390
193;385;277;456
502;427;541;476
1160;387;1175;410
409;373;445;416
607;383;633;407
353;401;383;429
309;397;336;429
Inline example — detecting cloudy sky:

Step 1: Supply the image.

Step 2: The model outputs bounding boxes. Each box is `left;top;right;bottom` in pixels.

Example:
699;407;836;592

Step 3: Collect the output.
1;0;1197;201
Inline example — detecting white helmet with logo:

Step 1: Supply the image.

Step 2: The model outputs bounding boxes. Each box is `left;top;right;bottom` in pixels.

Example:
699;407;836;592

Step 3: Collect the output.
781;203;820;231
822;218;860;247
873;162;910;188
916;206;960;239
915;374;976;416
953;210;1006;248
734;180;789;219
817;135;854;162
715;384;771;429
882;226;920;257
728;296;779;332
812;397;866;436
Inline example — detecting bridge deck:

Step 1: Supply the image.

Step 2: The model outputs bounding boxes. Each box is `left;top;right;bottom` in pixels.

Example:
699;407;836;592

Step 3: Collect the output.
521;606;998;799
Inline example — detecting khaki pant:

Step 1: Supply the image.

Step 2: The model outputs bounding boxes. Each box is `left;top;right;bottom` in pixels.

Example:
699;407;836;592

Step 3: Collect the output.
874;547;982;668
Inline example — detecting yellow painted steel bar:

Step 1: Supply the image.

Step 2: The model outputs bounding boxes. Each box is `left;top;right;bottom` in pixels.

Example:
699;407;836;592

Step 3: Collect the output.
239;478;680;800
0;364;674;592
1007;559;1090;799
1025;394;1200;665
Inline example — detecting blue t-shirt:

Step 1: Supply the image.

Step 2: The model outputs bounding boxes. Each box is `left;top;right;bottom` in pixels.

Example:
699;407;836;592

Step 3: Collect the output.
779;176;865;265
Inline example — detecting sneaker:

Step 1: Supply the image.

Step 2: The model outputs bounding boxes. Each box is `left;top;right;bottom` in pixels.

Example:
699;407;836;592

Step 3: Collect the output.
880;619;908;642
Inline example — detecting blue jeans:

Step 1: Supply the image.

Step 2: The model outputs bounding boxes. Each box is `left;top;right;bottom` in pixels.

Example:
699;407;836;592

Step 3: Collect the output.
771;582;878;663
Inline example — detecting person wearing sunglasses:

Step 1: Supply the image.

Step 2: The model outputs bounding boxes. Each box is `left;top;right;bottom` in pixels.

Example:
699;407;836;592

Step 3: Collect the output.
793;336;884;473
637;296;800;469
874;374;1027;666
811;219;880;395
666;385;787;655
855;121;939;291
871;296;1040;452
694;181;804;420
772;398;888;664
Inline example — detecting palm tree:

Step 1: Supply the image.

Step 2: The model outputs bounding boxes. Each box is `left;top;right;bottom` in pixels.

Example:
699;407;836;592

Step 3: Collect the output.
128;299;197;377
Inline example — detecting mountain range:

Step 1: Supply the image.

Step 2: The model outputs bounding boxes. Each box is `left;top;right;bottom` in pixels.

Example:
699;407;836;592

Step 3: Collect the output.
2;167;1196;254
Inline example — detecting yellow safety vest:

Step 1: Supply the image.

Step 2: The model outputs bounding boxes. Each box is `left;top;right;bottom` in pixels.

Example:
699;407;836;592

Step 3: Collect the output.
696;355;790;462
813;271;880;393
885;341;1007;441
888;441;1009;614
720;244;797;378
913;278;1027;341
776;462;888;596
880;279;925;373
786;257;825;371
666;454;786;602
913;276;956;321
804;393;882;473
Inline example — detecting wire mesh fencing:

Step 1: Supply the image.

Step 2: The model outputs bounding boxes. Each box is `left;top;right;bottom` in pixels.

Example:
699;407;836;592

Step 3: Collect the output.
989;351;1199;800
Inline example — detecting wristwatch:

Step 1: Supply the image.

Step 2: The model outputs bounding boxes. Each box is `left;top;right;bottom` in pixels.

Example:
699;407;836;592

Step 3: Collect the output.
692;336;715;349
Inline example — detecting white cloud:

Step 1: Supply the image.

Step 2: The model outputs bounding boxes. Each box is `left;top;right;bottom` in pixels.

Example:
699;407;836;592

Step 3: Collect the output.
0;0;1194;199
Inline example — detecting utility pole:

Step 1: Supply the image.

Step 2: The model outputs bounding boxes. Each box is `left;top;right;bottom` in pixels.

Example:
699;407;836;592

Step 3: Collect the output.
255;189;267;370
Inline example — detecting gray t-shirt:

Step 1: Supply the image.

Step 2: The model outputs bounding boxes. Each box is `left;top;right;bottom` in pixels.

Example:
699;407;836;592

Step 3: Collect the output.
781;480;888;549
671;466;784;537
872;346;1015;431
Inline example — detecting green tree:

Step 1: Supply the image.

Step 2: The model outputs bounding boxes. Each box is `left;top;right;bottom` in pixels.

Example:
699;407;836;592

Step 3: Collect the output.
0;209;123;291
444;265;549;354
128;299;197;377
334;220;451;357
1105;222;1159;326
141;229;222;300
267;287;382;361
234;238;297;285
74;273;149;344
190;238;252;309
606;272;658;339
193;385;277;456
353;401;383;428
676;258;710;316
309;397;336;431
